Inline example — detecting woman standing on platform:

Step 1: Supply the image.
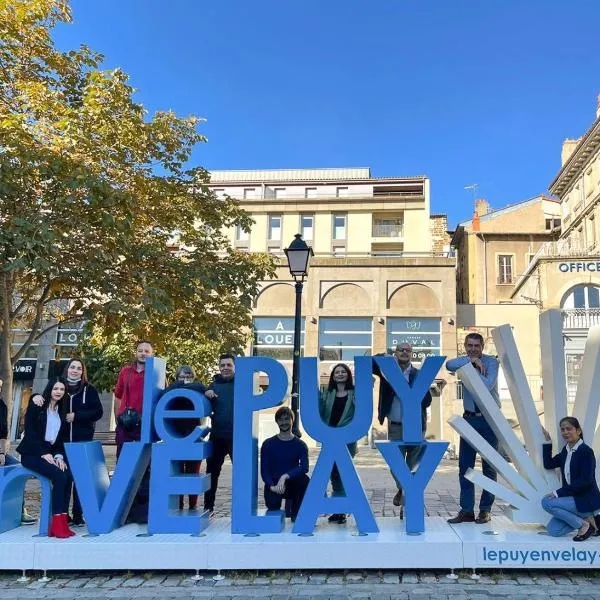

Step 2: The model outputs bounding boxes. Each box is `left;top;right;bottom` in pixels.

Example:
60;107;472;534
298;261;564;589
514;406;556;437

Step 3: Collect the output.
32;358;103;526
541;416;600;541
319;363;357;525
17;378;76;538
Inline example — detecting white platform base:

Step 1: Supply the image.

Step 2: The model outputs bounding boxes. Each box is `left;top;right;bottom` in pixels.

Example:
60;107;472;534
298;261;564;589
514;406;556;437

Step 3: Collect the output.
1;516;598;571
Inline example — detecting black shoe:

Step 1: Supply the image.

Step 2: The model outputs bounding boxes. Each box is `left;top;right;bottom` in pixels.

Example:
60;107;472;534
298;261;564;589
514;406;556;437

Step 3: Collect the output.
392;490;403;507
447;511;475;524
399;506;404;520
336;514;347;525
72;515;85;527
475;511;491;524
328;513;343;523
574;524;595;542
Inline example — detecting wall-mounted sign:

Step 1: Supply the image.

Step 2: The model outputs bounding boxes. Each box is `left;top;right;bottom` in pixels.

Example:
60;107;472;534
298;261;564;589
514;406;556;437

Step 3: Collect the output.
13;358;36;381
558;262;600;273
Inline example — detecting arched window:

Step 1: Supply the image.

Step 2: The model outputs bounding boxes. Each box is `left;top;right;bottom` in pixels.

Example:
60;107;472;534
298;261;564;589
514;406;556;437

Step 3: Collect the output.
562;284;600;309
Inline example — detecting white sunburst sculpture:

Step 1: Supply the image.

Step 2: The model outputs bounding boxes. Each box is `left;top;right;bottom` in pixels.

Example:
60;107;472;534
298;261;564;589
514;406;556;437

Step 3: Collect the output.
448;308;600;526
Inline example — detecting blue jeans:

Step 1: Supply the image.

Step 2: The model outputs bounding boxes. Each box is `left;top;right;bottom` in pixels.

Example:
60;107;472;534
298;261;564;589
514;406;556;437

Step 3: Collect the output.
458;414;497;512
542;495;589;536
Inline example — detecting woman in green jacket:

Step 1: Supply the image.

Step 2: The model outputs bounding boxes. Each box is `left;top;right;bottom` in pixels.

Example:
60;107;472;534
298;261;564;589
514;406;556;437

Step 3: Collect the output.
319;363;356;525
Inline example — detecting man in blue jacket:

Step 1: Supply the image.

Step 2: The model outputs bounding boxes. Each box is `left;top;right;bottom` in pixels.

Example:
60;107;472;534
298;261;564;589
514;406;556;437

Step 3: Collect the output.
203;354;236;514
446;333;499;525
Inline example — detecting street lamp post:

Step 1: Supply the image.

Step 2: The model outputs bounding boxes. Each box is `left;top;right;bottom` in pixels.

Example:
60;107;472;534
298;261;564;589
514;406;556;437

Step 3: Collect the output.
284;234;314;438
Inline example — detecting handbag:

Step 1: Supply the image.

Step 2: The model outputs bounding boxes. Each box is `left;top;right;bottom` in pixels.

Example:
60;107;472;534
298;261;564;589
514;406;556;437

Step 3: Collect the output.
117;367;141;431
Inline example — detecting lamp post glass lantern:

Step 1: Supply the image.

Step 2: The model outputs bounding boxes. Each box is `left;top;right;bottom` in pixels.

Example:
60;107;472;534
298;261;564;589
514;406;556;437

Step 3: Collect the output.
284;234;314;437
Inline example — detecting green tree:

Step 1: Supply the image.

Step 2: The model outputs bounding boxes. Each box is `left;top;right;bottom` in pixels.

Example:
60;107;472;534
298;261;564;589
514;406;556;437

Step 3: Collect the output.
0;0;274;421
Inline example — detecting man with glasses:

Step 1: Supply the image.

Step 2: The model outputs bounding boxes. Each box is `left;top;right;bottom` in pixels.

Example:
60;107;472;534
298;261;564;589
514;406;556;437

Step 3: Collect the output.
374;343;432;517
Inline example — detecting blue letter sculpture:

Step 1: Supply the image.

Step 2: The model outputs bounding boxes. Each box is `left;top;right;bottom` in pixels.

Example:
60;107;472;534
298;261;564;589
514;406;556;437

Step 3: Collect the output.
293;356;378;534
373;355;448;534
148;386;212;534
231;357;288;534
64;357;165;534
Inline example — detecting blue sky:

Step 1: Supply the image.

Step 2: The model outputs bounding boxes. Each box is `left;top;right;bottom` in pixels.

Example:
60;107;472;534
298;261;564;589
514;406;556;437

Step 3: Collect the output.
54;0;599;227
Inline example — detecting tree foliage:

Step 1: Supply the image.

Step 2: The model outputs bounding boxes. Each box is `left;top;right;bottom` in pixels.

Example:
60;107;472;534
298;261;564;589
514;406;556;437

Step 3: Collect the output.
0;0;274;414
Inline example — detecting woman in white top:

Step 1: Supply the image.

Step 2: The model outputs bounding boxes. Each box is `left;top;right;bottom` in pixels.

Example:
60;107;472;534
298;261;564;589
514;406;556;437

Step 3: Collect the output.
16;378;75;538
541;416;600;541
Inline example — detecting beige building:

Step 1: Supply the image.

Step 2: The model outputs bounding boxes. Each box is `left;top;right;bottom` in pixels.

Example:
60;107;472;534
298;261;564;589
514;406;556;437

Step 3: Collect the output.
209;168;457;442
452;196;561;305
449;196;561;440
512;96;600;400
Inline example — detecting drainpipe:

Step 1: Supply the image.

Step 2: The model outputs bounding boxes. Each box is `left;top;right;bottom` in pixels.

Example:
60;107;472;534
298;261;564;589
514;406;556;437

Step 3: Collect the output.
477;233;488;303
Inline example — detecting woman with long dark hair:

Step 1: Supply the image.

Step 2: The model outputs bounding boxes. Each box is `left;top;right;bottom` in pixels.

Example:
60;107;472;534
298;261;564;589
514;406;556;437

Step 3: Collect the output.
542;416;600;541
319;363;357;525
17;378;75;538
32;358;103;526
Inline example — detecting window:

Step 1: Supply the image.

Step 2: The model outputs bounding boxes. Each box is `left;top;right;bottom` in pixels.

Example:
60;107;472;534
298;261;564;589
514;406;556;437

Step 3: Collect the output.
527;253;536;265
497;255;513;284
589;216;596;246
372;217;403;237
566;285;600;309
386;318;441;363
235;224;250;242
333;214;347;240
336;187;349;198
268;215;282;241
212;188;225;198
243;188;257;200
305;187;318;199
273;187;286;199
545;218;561;231
319;318;372;361
300;214;314;241
252;317;304;360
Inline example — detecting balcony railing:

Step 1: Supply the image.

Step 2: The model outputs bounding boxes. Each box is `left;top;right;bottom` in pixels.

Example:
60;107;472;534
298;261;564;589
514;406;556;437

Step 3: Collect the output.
562;308;600;330
372;223;404;237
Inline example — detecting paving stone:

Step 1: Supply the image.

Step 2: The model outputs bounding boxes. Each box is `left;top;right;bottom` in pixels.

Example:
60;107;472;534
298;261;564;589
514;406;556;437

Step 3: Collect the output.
120;576;146;588
382;574;399;584
401;573;418;584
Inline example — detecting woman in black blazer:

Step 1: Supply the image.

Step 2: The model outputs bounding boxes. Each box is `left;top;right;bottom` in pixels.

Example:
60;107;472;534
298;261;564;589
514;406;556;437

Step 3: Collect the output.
16;377;76;538
32;358;103;526
541;416;600;541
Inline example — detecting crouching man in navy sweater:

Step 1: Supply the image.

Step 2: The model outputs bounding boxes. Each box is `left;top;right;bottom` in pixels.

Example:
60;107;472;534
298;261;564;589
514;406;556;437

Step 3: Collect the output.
260;406;309;522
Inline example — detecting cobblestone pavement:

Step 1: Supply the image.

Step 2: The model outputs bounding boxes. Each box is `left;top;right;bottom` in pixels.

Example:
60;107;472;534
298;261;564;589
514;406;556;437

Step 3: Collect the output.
1;570;599;599
9;446;598;599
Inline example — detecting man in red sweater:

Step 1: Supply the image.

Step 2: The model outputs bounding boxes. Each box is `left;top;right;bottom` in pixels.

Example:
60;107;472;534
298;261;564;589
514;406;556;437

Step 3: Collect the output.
113;340;153;457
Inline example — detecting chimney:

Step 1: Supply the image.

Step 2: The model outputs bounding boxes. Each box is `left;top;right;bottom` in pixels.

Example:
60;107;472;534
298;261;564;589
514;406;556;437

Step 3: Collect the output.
475;198;490;217
561;138;581;166
472;211;480;231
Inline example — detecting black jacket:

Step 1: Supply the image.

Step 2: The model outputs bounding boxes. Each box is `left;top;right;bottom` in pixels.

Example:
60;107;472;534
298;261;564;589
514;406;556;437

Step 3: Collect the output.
16;399;68;458
65;383;103;442
373;359;432;429
0;395;7;441
543;441;600;514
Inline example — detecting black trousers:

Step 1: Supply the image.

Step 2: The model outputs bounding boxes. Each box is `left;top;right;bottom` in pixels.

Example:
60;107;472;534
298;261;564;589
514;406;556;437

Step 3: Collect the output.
204;436;233;511
264;473;310;519
20;454;72;515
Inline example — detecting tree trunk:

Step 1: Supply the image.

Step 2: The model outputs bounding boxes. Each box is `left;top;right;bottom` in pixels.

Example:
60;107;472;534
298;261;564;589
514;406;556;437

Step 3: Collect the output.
0;272;15;434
